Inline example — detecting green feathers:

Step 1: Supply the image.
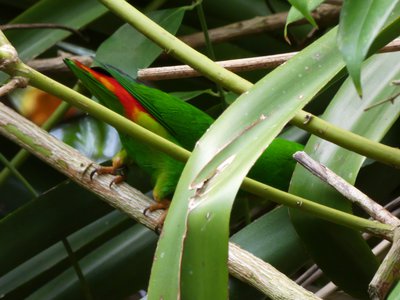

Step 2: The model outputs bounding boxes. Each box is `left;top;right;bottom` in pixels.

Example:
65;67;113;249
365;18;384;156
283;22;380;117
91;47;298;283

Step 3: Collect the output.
65;58;303;200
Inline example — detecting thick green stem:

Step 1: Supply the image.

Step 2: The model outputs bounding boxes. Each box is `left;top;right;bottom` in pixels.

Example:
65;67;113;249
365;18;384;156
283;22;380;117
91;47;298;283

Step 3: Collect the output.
98;0;400;168
292;111;400;168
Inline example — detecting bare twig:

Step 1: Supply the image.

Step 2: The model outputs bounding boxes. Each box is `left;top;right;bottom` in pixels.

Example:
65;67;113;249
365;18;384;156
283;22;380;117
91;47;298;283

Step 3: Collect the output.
178;4;340;48
0;102;320;300
293;151;400;227
229;243;321;299
27;54;93;73
369;227;400;300
0;77;28;97
0;23;87;41
138;52;296;80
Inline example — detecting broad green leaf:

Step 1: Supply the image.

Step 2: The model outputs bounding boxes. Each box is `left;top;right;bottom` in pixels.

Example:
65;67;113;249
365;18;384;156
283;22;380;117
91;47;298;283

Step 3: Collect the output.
287;0;317;28
0;210;132;298
148;28;345;299
96;8;185;77
388;281;400;300
337;0;400;95
27;224;157;300
0;180;112;276
289;52;400;298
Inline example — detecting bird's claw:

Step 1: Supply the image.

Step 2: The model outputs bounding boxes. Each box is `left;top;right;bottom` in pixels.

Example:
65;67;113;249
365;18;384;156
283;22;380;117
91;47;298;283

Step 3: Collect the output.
89;166;127;187
143;200;170;233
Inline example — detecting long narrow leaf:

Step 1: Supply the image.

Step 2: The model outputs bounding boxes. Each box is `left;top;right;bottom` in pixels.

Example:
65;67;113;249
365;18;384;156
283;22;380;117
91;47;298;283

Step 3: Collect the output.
148;27;345;299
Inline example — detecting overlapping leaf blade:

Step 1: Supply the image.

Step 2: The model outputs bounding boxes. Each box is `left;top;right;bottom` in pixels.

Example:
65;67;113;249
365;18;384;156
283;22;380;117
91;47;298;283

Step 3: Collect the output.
337;0;400;95
287;0;317;28
284;0;324;39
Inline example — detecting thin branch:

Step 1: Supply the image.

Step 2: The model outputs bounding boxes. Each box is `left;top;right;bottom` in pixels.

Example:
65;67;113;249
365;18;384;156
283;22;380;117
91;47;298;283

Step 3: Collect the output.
369;227;400;300
0;101;319;300
228;243;321;299
0;76;28;97
137;52;296;80
0;23;87;41
178;4;340;49
27;54;93;73
293;151;400;227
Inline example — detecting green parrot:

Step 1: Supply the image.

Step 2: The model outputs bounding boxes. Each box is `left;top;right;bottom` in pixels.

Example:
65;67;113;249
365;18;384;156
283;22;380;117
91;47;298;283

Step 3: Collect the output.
64;58;303;213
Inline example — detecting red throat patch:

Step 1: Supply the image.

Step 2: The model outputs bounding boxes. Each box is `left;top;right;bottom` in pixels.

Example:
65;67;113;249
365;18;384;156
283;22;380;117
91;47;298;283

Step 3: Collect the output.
73;60;149;120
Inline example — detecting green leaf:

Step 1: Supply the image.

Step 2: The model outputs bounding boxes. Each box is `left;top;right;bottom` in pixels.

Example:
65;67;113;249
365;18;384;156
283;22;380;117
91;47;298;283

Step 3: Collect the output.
96;8;186;78
170;89;218;101
5;0;107;61
287;0;318;28
148;27;345;299
289;52;400;298
337;0;400;95
388;281;400;300
284;0;324;39
51;116;121;163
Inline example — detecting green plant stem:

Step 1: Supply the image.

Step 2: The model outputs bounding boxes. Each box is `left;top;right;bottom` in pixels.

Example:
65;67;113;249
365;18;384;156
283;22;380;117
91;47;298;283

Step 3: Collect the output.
0;102;71;185
291;111;400;168
0;152;38;197
241;178;392;238
98;0;400;168
196;2;226;105
62;238;93;300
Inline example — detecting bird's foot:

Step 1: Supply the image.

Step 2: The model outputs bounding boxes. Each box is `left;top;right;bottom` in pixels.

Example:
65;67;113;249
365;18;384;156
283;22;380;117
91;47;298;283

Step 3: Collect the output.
89;149;128;187
90;166;127;187
143;199;170;232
